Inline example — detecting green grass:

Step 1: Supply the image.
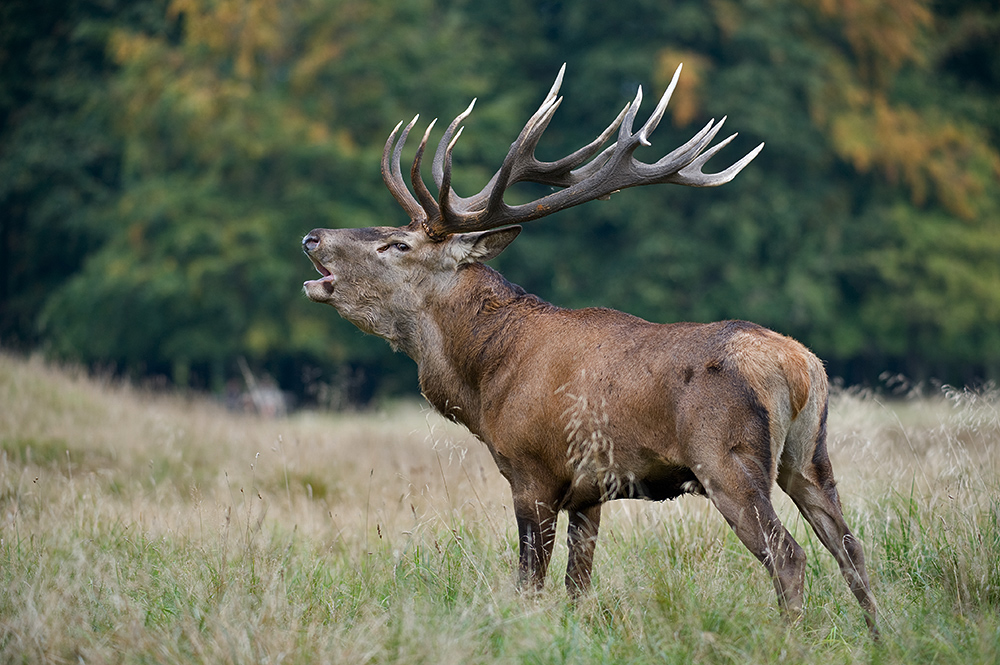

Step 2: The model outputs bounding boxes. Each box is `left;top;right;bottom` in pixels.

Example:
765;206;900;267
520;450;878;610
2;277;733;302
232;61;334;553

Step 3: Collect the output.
2;352;999;663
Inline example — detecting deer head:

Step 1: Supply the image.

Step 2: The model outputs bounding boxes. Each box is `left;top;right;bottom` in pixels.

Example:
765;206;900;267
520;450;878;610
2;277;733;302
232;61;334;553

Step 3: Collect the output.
303;63;762;353
302;223;521;357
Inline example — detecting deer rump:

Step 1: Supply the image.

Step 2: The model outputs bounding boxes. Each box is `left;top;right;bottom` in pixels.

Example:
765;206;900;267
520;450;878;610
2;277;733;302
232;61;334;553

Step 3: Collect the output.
302;63;878;634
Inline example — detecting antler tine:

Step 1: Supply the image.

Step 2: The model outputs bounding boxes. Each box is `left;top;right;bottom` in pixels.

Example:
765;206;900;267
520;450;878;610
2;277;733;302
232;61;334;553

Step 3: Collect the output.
545;63;567;106
671;131;766;187
382;116;427;225
438;126;470;233
638;117;726;182
614;84;645;153
637;63;682;147
408;119;443;234
644;116;760;186
596;84;653;170
651;118;717;170
432;99;476;188
511;62;566;147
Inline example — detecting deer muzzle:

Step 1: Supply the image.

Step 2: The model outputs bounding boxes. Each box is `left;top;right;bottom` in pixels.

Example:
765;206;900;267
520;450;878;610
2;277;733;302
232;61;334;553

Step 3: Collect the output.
302;232;337;299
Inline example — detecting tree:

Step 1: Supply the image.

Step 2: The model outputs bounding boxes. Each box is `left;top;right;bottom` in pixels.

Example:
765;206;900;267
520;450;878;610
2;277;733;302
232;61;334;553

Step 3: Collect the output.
8;0;1000;398
0;0;168;347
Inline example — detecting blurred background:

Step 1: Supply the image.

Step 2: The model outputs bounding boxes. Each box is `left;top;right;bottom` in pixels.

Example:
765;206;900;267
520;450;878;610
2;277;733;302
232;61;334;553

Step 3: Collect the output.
2;0;998;408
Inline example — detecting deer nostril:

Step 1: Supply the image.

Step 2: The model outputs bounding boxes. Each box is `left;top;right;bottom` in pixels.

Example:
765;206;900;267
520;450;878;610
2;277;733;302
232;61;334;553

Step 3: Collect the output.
302;233;320;252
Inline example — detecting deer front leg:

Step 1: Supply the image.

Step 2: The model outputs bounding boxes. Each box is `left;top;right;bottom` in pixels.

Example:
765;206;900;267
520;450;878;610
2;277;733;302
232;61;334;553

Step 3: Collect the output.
513;496;558;592
565;504;602;597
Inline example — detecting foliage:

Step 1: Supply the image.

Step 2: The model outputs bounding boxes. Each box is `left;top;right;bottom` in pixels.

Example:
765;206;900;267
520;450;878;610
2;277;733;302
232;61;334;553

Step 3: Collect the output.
2;0;999;398
0;0;169;346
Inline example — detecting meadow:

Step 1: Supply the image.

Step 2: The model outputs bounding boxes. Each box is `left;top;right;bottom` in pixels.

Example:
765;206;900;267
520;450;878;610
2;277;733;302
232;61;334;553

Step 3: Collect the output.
1;351;998;664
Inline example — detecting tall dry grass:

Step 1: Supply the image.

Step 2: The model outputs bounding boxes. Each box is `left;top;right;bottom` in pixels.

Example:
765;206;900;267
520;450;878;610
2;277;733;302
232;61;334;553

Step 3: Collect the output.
2;351;998;664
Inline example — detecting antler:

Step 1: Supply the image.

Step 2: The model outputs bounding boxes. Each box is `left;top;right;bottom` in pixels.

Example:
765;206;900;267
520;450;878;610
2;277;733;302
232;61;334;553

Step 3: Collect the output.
381;64;764;240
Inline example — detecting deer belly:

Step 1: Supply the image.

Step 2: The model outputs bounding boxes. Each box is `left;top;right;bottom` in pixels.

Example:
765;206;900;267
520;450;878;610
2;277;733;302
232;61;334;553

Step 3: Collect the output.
567;458;705;504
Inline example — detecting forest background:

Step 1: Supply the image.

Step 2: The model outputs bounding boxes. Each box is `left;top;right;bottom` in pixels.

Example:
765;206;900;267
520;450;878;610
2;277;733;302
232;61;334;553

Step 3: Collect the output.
2;0;999;404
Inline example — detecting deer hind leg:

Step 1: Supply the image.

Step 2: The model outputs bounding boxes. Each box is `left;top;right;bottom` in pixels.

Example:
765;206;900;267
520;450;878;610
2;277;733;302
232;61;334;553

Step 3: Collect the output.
778;452;878;635
695;456;807;618
513;494;559;592
565;504;602;597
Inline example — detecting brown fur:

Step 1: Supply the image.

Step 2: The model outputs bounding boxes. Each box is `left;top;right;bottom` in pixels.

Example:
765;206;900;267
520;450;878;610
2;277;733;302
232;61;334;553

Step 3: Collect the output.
726;326;812;418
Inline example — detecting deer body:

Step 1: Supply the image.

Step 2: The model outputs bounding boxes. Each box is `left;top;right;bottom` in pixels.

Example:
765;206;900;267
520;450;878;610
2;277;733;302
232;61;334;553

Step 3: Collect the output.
302;64;877;632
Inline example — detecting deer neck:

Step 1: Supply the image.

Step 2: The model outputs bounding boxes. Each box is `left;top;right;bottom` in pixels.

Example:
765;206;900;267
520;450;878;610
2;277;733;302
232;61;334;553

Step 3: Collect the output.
412;263;547;431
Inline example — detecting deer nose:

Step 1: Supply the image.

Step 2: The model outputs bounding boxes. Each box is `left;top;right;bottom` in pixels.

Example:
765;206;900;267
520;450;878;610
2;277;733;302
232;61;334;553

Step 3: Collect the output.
302;232;321;253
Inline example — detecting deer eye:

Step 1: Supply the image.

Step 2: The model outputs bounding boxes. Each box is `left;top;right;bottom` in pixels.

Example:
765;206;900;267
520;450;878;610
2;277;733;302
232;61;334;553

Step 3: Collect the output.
377;242;411;253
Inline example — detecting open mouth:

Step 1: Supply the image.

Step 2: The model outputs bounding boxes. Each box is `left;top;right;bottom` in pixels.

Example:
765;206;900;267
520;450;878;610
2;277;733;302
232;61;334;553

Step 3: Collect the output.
309;256;331;278
304;257;336;294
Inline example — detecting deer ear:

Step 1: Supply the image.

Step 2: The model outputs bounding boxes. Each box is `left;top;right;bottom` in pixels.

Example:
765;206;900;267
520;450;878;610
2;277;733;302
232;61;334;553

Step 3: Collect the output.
451;226;522;264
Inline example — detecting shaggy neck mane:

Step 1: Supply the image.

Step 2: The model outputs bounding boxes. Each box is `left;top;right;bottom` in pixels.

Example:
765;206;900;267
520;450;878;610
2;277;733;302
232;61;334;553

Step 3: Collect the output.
415;262;555;428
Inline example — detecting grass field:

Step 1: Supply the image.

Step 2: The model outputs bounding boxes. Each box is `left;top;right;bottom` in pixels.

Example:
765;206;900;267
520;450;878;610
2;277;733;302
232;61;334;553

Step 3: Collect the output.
2;351;998;664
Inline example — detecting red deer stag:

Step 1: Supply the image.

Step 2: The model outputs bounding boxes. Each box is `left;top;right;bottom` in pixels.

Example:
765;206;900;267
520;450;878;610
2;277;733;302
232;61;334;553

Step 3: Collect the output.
302;64;877;632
